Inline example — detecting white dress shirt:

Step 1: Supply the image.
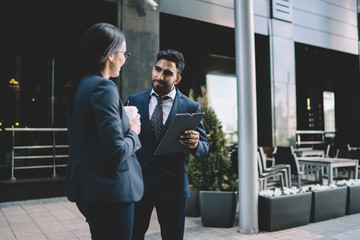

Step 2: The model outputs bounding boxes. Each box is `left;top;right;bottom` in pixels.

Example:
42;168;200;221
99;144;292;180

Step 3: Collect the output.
149;88;176;125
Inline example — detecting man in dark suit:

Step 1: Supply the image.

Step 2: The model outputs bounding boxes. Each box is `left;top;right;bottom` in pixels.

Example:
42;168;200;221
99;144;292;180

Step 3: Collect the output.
128;49;209;240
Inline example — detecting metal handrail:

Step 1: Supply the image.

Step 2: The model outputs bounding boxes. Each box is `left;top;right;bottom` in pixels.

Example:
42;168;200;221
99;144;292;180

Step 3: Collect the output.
5;128;68;180
5;128;67;131
296;130;336;146
14;145;68;149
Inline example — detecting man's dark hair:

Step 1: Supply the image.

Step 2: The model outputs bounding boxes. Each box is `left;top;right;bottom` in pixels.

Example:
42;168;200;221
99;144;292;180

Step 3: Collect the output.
156;49;185;75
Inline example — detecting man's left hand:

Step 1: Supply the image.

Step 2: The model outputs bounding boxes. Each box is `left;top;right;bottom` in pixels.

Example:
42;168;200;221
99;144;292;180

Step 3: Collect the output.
179;130;199;149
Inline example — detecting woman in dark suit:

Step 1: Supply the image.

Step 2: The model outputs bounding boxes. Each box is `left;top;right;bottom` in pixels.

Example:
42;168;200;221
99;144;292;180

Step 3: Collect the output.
65;23;143;240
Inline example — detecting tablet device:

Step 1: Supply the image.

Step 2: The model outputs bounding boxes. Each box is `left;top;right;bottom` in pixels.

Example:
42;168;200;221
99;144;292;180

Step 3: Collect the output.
154;112;205;156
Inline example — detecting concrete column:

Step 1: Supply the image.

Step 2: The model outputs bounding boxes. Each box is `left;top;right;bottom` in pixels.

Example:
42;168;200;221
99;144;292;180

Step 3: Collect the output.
121;0;159;101
234;0;259;234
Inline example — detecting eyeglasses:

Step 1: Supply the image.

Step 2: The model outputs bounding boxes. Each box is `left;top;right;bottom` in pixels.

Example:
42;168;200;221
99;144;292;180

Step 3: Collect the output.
117;51;131;60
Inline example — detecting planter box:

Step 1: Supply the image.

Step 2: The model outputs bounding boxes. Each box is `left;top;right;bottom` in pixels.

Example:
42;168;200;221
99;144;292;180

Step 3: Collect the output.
346;185;360;215
186;187;200;217
258;192;312;232
310;187;347;222
199;191;236;228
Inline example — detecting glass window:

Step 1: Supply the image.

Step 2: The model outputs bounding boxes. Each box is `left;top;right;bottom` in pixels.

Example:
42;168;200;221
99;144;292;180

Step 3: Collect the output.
323;91;335;132
0;55;52;129
206;74;237;144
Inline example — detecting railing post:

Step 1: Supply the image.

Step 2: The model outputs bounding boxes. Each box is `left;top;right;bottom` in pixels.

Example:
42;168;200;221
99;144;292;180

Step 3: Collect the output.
52;130;57;177
10;129;16;181
5;128;68;179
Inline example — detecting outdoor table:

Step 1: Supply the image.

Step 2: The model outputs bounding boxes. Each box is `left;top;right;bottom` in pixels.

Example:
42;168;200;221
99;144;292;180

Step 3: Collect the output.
297;157;359;185
294;148;324;157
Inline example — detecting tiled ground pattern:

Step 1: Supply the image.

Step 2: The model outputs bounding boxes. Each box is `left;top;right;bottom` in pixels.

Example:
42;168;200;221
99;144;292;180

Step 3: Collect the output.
1;197;360;240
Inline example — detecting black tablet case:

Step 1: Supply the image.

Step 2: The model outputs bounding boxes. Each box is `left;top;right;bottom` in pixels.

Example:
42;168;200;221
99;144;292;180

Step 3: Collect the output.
154;113;205;156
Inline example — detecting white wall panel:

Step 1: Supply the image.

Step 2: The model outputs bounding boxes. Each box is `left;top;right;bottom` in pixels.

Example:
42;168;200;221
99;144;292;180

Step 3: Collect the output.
272;0;293;22
158;0;358;54
271;19;293;39
254;15;269;35
321;0;357;10
293;0;357;25
159;0;269;34
159;0;234;27
254;0;269;17
293;0;358;54
196;0;233;9
293;9;358;40
294;25;358;54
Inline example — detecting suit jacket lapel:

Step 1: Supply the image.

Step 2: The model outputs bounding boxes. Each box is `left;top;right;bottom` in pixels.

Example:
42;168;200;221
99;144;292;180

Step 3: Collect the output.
138;89;152;135
160;88;182;136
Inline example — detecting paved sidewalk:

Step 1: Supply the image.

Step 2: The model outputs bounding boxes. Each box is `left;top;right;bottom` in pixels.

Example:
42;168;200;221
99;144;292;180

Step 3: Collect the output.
1;197;360;240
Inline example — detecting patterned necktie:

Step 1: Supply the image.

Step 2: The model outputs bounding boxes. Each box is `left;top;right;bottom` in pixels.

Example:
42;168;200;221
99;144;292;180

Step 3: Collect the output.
150;94;170;142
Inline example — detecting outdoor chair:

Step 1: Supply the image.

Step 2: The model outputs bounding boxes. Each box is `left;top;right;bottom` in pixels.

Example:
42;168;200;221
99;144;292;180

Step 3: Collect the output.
335;149;360;179
312;143;327;156
257;152;284;191
317;143;338;177
347;144;352;151
273;146;323;187
336;149;360;159
347;144;360;151
325;143;338;158
258;146;291;187
262;146;275;168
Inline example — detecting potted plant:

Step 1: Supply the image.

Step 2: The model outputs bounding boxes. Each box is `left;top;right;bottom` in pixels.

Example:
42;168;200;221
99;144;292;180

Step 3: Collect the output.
308;184;347;222
186;88;237;228
337;179;360;215
258;187;312;232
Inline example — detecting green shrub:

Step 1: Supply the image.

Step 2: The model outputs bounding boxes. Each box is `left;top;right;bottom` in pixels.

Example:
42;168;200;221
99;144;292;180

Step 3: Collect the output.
187;88;237;192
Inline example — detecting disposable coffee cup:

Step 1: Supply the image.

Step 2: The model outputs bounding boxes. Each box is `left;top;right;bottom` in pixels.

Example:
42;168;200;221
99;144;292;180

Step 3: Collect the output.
124;106;138;120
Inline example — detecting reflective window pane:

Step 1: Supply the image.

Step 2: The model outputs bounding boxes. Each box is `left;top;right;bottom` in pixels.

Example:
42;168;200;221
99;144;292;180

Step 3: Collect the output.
206;74;238;144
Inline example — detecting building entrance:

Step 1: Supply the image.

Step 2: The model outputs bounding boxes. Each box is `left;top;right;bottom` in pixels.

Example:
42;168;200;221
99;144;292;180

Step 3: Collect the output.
295;43;360;147
159;13;272;147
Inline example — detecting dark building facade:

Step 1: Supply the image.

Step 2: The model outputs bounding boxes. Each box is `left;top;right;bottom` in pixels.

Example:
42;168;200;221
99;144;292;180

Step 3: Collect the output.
1;0;360;183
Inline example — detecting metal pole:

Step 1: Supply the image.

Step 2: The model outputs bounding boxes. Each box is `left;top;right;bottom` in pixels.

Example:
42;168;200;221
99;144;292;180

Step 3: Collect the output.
51;58;55;127
234;0;258;233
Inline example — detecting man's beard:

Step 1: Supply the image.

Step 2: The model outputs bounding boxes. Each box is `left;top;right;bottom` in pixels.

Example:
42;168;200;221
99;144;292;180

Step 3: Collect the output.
152;79;173;96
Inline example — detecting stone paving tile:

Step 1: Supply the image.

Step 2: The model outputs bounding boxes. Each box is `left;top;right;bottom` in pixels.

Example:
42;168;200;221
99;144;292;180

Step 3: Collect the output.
71;228;91;239
36;220;69;234
0;225;16;240
10;222;47;240
331;233;359;240
2;208;32;225
1;197;360;240
43;203;79;221
78;237;91;240
61;201;86;220
346;228;360;236
266;228;323;240
0;210;9;227
45;231;78;240
24;207;57;224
